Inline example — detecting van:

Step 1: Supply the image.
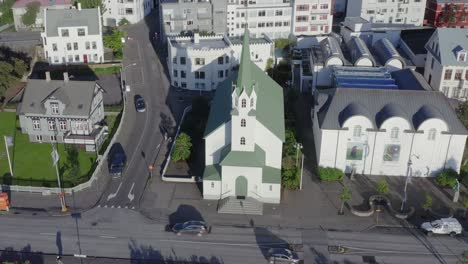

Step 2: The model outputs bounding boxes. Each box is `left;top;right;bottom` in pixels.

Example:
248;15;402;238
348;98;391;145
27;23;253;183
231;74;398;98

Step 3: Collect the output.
108;143;126;177
421;218;463;237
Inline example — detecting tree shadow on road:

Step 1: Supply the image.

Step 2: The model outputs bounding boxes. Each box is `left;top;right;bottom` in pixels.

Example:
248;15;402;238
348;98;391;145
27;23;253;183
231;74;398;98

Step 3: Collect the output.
253;225;290;261
0;244;44;264
166;204;205;231
128;239;224;264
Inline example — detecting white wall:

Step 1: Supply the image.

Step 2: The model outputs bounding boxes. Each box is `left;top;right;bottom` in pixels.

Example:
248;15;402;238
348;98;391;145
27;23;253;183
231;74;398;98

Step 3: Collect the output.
102;0;153;26
205;121;232;165
292;0;333;36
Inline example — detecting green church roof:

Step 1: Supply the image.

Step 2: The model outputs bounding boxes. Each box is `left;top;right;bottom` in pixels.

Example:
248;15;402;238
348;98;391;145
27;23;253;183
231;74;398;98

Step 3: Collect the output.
235;29;255;96
219;144;266;168
203;164;221;181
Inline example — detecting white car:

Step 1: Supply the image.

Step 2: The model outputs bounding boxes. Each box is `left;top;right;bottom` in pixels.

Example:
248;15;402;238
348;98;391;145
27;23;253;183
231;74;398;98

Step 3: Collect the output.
421;218;463;237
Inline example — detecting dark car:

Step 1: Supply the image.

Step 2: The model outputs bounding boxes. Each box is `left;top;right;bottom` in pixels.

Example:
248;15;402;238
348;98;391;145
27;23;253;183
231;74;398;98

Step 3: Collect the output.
108;143;126;177
267;248;300;264
134;95;146;112
172;221;208;236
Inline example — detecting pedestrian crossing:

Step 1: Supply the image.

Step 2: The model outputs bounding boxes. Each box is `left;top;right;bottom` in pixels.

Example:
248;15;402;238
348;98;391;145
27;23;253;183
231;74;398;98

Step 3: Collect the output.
97;204;136;210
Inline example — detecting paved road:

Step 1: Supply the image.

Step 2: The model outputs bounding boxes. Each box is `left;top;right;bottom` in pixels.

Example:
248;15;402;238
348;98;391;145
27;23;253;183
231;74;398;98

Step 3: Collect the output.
97;13;171;209
0;31;41;44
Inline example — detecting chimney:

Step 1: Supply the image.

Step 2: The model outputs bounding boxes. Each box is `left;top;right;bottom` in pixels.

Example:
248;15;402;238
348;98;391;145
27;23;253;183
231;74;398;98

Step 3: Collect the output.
194;33;200;44
77;2;81;10
63;72;69;82
45;71;51;82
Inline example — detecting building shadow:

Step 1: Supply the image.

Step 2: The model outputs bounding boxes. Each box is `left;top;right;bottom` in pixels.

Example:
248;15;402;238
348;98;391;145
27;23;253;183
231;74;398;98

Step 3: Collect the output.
29;63;98;81
253;226;290;261
166;204;205;232
0;244;44;264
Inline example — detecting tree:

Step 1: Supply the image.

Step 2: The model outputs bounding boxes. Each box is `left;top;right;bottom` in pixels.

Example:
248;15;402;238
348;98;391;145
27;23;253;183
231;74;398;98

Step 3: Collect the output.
339;186;351;215
0;0;16;25
283;129;297;158
118;18;130;26
377;179;389;194
172;132;192;162
456;101;468;129
21;1;40;27
463;196;468;218
422;193;433;212
12;57;28;78
65;146;80;183
77;0;106;14
0;61;17;95
103;29;126;58
436;168;459;188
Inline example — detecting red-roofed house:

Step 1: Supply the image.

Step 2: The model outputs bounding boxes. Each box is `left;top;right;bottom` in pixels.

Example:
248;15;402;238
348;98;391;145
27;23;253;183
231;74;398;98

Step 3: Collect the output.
12;0;72;31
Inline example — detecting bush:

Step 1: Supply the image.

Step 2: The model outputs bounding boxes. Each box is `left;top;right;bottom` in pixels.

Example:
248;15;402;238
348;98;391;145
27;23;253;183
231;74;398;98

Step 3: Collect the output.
118;18;130;26
422;193;433;211
318;167;344;182
377;179;389;194
21;1;40;26
436;168;459;188
172;132;192;162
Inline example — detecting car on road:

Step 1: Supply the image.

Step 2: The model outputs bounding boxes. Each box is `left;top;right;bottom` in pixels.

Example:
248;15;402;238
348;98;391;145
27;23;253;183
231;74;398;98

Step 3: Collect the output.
421;217;463;237
172;221;208;236
267;248;300;264
108;143;126;177
134;95;146;112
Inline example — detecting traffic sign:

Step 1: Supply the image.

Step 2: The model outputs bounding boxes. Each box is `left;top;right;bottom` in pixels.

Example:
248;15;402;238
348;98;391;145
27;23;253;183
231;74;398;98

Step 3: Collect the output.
149;165;154;171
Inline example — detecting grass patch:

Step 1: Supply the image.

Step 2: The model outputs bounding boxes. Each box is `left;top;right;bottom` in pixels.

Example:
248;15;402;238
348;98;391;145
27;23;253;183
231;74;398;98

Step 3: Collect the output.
0;112;16;177
92;65;121;75
104;104;123;113
98;112;122;155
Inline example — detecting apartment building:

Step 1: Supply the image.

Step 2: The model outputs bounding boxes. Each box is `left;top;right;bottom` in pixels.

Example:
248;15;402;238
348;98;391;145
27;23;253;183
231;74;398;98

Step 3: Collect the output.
41;6;104;65
226;0;292;39
425;0;468;27
292;0;333;36
346;0;427;26
103;0;154;26
424;28;468;101
160;0;227;37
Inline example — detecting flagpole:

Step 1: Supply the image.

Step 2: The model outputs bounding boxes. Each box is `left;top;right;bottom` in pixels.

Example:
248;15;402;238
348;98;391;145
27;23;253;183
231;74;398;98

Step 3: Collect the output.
4;136;13;177
52;144;67;212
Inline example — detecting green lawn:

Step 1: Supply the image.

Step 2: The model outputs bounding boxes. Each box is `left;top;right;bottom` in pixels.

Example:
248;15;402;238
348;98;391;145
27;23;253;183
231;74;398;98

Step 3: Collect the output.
0;112;16;177
92;65;121;75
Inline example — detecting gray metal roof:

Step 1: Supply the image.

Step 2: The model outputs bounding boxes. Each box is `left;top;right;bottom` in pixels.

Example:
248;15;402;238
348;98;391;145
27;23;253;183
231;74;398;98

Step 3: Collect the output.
316;88;467;135
19;79;100;117
45;8;100;37
430;28;468;66
347;37;376;66
391;69;432;91
435;0;467;3
372;38;405;67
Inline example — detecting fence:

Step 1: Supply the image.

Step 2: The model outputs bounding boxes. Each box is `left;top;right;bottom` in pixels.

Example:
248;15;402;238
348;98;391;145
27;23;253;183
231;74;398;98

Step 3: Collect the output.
161;105;195;183
0;68;127;195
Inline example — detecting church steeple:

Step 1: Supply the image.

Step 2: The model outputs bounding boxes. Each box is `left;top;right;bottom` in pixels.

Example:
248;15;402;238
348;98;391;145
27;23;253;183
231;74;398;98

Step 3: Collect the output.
235;28;256;96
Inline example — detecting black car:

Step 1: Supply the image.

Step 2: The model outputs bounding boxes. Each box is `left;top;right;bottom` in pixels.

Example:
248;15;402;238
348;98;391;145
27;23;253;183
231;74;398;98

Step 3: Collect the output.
108;143;126;177
134;95;146;112
172;221;208;236
267;248;300;264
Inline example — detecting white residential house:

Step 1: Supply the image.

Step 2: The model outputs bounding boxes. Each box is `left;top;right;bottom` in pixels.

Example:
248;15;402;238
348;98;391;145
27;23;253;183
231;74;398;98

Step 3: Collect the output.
167;33;273;91
12;0;72;31
41;6;104;65
203;30;285;211
346;0;427;26
313;87;467;177
424;28;468;101
226;0;292;39
292;0;333;36
102;0;154;27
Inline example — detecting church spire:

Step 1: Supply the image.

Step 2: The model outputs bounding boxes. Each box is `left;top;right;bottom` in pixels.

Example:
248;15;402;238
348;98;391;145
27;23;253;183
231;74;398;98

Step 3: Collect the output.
235;28;255;95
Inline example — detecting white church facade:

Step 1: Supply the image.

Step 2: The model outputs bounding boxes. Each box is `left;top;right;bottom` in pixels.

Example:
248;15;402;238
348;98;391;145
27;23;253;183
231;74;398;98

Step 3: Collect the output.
203;30;285;204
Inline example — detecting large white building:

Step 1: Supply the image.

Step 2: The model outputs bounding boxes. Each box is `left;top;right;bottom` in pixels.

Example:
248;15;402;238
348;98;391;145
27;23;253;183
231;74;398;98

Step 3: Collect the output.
291;0;333;36
226;0;292;39
167;33;273;91
102;0;153;26
424;28;468;101
313;86;467;177
203;30;285;209
346;0;427;26
41;6;104;65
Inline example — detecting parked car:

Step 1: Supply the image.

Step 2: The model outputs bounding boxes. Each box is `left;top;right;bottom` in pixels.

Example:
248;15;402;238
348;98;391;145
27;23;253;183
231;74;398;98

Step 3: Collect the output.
421;218;463;237
172;221;208;236
108;143;126;177
134;95;146;112
267;248;300;264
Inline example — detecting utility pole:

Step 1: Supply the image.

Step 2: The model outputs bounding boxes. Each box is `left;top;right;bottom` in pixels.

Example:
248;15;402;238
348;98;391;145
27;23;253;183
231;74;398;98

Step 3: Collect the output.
3;136;13;176
52;144;67;212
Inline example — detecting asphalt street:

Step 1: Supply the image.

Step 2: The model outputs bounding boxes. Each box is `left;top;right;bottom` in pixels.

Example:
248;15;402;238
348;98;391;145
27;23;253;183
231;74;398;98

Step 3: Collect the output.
0;31;41;46
97;14;170;209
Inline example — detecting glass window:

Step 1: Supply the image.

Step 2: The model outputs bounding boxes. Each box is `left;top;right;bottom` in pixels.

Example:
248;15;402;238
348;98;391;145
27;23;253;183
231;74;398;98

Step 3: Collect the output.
48;120;56;130
173;57;177;64
452;87;461;98
181;71;186;78
444;69;453;80
61;29;69;37
73;42;78;50
225;56;229;63
51;103;59;114
218;56;224;64
195;58;205;65
68;55;73;62
428;129;436;141
52;44;57;51
258;10;265;16
455;69;463;80
32;119;40;130
173;70;178;77
78;28;85;36
75;55;80;62
195;71;205;79
218;70;223;78
66;43;72;51
92;41;97;49
241;119;246;127
353;126;362;137
59;120;67;130
180;57;186;65
240;137;245;145
85;42;90;50
241;99;246;108
296;4;308;11
250;98;254;107
390;127;399;139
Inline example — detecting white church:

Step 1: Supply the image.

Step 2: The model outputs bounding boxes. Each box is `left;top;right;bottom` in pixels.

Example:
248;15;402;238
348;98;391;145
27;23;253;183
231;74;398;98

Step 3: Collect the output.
202;30;285;211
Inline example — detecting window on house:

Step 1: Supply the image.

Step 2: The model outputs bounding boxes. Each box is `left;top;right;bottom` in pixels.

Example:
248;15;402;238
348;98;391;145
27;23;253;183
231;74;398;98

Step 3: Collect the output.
61;29;69;37
77;28;85;36
59;120;67;130
269;185;272;191
85;41;90;50
73;42;78;50
173;70;178;77
126;8;133;14
458;52;466;62
51;103;59;114
195;71;205;79
181;82;187;88
240;137;245;145
218;56;224;64
353;126;362;137
455;69;463;80
241;99;246;108
218;70;224;78
296;4;308;11
258;10;265;16
195;58;205;65
68;55;73;62
32;119;40;130
320;3;328;9
52;44;57;51
66;43;72;51
275;10;283;16
465;70;468;80
36;135;42;141
211;182;214;188
48;120;56;130
50;135;57;141
180;57;186;65
428;128;436;141
181;70;186;78
296;16;308;22
241;119;246;127
174;81;178;87
173;57;177;64
225;56;229;63
319;14;328;20
250;98;254;107
75;55;80;62
444;69;453;80
92;41;97;49
390;127;399;139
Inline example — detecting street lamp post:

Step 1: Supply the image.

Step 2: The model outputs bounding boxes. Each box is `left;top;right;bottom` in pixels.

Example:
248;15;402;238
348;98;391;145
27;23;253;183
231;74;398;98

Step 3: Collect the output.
401;154;419;212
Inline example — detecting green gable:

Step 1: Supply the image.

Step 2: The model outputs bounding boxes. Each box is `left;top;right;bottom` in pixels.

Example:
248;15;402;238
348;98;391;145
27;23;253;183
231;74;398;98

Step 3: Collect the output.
219;144;266;168
262;166;281;184
203;164;221;181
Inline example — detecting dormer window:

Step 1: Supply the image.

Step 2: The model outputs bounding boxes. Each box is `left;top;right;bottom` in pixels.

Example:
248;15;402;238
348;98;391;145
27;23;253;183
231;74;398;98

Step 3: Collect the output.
458;51;467;62
241;99;246;108
51;103;59;115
